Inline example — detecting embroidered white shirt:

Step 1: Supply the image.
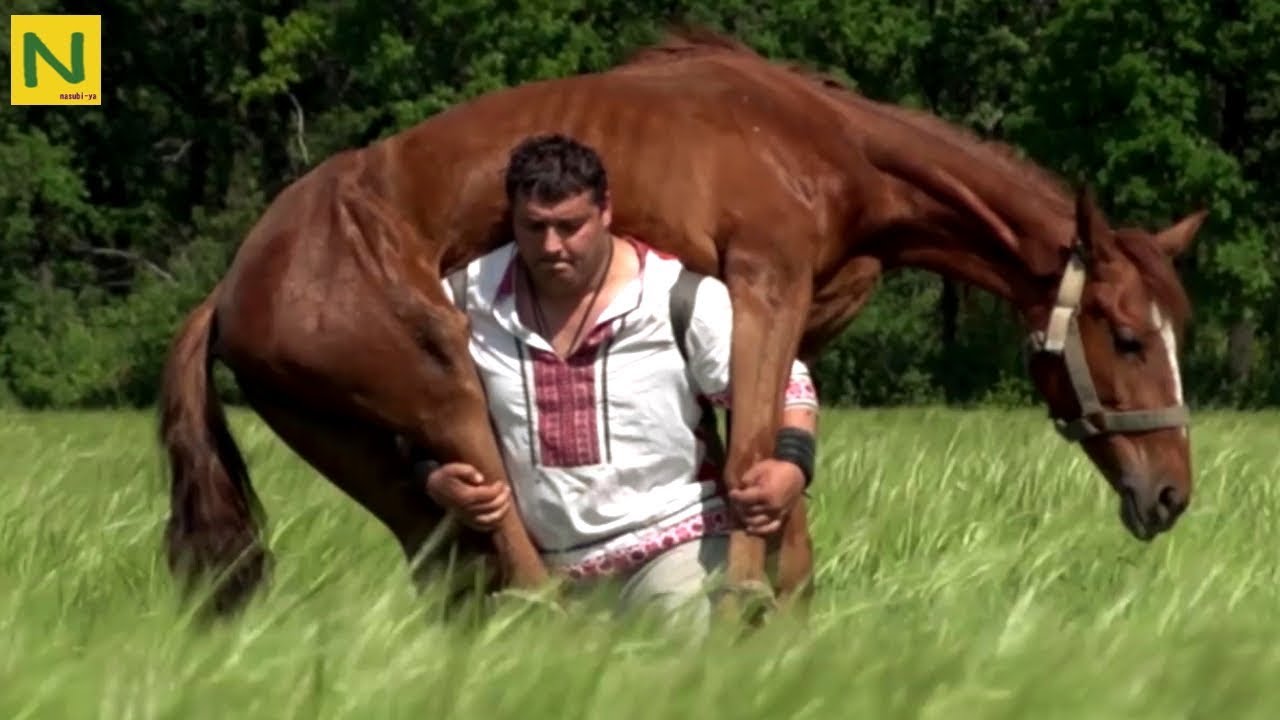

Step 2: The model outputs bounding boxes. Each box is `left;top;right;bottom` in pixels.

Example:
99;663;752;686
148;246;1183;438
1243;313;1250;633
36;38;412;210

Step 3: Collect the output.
442;239;818;580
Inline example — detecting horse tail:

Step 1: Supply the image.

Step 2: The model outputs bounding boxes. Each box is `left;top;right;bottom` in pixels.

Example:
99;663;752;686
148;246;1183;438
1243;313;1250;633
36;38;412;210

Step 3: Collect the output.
158;282;269;618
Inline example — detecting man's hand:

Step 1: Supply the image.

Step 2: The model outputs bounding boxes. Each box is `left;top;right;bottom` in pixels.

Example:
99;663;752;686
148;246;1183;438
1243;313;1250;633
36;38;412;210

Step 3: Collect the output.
424;462;512;531
728;459;805;536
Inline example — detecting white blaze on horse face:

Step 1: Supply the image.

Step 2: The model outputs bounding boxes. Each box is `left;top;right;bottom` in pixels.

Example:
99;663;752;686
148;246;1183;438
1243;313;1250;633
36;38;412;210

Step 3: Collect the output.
1151;303;1187;437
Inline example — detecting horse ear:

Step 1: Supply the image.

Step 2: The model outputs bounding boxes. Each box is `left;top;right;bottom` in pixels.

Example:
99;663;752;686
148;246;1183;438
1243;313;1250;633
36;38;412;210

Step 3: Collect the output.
1154;209;1207;257
1074;184;1113;262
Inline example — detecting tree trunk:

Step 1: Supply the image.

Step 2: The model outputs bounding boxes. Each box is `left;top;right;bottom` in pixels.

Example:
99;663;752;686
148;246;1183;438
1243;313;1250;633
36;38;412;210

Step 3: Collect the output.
1227;317;1254;385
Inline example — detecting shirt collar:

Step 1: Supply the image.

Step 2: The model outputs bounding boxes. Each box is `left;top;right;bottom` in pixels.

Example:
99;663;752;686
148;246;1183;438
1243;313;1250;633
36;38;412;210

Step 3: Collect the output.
486;237;657;354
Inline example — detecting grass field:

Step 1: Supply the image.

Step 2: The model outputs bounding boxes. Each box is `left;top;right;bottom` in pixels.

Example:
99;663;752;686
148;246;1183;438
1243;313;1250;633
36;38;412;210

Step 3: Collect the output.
2;406;1279;718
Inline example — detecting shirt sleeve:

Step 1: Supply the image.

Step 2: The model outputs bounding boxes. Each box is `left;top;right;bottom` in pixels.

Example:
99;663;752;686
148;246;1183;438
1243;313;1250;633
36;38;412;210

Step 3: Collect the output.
683;275;819;412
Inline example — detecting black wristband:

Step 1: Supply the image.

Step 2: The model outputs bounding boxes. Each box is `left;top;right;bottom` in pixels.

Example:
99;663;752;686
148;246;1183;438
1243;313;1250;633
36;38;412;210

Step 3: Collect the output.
773;427;816;488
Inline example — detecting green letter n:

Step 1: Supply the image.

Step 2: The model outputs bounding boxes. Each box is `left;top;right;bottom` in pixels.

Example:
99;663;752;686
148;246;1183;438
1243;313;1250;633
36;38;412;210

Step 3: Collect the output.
23;31;85;88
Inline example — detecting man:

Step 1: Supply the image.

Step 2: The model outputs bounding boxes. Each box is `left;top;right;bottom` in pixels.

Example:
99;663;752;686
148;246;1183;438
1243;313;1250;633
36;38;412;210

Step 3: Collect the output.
426;134;819;630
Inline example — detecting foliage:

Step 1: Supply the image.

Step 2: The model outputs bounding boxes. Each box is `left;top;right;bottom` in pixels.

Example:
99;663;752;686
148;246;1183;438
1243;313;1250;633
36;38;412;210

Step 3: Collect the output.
2;2;1278;408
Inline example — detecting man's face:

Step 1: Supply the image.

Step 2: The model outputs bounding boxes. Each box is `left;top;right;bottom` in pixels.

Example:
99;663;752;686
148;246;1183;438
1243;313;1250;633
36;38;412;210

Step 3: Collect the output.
511;189;612;293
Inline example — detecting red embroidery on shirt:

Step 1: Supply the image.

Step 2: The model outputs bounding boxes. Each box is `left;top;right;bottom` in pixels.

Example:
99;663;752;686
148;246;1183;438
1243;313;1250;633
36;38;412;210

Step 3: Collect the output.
702;373;817;412
785;375;818;405
531;349;600;467
555;508;735;580
530;323;616;467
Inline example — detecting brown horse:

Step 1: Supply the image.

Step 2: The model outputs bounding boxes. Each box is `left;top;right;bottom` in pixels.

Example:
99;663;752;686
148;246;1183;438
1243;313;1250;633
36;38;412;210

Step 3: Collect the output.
159;28;1204;619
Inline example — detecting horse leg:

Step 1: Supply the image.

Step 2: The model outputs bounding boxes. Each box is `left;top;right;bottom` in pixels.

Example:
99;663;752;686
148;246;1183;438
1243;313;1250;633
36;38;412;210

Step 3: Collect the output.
719;245;815;620
230;303;552;594
208;171;553;606
235;377;496;608
769;257;882;617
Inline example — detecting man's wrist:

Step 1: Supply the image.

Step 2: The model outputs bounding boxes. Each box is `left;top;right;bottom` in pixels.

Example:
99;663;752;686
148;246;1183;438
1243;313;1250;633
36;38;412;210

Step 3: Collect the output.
772;426;815;488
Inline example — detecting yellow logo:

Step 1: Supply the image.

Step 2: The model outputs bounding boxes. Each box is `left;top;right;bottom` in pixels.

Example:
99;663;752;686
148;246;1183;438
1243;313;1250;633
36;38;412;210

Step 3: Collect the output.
10;15;102;106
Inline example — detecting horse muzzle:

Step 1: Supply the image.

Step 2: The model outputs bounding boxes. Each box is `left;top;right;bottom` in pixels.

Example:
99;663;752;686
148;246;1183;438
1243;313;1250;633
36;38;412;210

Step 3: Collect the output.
1118;475;1187;541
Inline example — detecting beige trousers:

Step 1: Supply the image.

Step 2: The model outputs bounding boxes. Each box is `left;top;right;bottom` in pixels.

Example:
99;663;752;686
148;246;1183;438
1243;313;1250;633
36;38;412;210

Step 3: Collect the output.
567;534;731;637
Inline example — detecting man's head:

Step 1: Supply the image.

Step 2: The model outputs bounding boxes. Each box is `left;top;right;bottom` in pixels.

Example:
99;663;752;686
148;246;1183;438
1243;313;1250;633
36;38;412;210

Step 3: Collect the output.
504;134;613;296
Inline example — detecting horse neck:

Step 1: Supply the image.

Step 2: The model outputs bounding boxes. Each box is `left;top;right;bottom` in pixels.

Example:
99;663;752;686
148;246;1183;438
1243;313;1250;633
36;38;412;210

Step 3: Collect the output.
869;180;1075;324
820;90;1078;312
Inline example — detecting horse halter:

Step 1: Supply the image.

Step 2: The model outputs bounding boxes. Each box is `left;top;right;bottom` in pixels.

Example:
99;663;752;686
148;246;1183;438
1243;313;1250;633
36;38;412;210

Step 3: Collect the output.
1025;243;1190;442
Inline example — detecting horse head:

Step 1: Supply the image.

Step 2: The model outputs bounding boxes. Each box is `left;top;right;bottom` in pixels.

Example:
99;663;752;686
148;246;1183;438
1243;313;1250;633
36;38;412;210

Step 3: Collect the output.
1025;187;1206;540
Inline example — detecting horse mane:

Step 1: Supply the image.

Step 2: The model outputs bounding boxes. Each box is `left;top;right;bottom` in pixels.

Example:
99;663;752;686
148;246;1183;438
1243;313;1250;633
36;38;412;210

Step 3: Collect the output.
791;74;1074;209
622;26;1074;211
621;24;758;64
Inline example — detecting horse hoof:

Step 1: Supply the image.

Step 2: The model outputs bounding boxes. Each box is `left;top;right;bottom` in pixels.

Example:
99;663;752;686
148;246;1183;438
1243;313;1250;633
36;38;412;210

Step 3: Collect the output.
713;580;777;627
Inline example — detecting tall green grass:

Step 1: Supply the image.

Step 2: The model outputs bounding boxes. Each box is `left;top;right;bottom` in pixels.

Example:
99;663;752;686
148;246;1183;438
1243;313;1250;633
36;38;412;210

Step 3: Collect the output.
1;407;1278;718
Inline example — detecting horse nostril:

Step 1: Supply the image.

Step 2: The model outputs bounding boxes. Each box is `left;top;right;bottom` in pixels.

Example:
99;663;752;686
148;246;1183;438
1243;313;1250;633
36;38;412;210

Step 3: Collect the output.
1158;485;1187;517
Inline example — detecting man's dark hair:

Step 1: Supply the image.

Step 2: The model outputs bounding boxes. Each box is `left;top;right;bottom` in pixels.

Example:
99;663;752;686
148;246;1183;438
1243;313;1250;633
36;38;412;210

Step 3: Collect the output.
504;134;609;207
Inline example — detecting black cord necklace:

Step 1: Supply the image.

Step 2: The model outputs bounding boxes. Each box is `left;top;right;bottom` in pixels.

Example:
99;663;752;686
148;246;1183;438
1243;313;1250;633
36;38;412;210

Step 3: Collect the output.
526;237;615;357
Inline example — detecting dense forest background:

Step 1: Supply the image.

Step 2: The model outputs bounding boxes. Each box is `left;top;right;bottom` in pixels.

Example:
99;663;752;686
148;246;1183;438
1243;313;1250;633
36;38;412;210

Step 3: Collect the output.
2;1;1277;410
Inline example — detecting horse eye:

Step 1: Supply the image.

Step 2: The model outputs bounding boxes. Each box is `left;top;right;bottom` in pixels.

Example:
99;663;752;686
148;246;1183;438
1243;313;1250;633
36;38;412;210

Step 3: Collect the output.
1113;327;1142;355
